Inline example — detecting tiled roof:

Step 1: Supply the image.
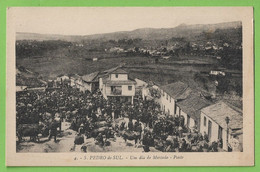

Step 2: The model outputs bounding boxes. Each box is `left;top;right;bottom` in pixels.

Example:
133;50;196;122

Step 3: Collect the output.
82;71;99;82
102;66;120;75
99;66;125;78
111;68;128;74
161;81;192;100
16;75;46;88
201;101;243;130
177;93;212;121
68;74;81;79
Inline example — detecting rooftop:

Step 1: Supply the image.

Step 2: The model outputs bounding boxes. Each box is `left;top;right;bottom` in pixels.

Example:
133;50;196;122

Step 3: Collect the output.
68;74;81;79
57;74;69;77
177;93;212;121
201;101;243;130
111;68;128;74
161;81;192;100
99;66;126;78
16;75;46;88
82;71;99;82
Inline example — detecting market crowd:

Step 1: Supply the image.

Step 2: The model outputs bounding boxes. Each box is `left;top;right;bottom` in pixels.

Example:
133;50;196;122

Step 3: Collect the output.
16;82;222;152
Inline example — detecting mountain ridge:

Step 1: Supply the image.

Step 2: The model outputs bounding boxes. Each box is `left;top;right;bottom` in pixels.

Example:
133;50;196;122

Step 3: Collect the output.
16;21;242;42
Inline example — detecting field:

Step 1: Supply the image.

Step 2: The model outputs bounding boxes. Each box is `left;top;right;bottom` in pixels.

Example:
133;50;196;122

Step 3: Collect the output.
16;55;150;79
16;51;242;109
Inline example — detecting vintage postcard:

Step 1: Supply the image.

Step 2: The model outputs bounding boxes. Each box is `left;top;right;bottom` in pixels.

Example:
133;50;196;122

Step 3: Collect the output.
6;7;254;166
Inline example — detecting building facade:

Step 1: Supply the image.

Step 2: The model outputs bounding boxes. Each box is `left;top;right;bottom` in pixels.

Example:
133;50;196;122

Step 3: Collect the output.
99;68;136;104
176;93;211;132
81;72;99;92
158;81;192;116
200;101;243;151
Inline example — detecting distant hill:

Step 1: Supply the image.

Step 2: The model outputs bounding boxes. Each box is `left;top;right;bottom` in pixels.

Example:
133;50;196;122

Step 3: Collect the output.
16;32;82;42
16;21;242;42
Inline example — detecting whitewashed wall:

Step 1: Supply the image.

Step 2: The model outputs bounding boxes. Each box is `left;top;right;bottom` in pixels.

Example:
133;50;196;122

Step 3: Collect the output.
82;82;92;92
99;78;103;90
159;90;175;116
180;110;196;129
200;111;231;150
122;85;135;96
110;74;128;81
104;84;135;96
56;76;69;82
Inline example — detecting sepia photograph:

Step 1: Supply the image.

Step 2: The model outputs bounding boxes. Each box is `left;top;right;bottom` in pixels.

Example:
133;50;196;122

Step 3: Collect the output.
6;7;254;166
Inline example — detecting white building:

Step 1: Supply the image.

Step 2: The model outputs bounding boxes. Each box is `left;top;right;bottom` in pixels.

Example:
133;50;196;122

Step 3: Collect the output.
159;81;192;116
81;71;99;92
176;93;211;131
99;68;136;104
56;74;70;82
210;70;226;76
200;101;243;151
69;74;81;87
134;78;149;99
92;57;98;61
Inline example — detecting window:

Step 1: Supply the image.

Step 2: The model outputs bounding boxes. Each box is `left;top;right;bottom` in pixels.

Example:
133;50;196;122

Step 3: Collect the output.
111;86;122;95
170;97;171;102
128;86;132;91
111;86;115;91
166;94;168;100
204;116;207;126
115;74;118;78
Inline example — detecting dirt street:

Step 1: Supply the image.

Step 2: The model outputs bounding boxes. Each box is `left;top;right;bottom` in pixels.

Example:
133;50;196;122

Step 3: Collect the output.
17;121;159;153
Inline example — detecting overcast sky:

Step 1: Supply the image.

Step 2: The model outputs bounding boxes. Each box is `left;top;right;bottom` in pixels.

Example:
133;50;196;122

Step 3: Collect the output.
9;7;248;36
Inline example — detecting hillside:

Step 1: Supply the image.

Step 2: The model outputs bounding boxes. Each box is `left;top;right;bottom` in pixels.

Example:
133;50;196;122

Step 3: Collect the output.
16;21;242;42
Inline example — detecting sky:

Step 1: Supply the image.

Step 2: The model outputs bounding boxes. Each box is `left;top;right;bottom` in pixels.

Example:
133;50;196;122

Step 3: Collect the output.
9;7;249;36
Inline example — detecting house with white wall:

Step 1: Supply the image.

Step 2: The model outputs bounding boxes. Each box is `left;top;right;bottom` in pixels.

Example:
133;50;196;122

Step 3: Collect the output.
81;71;99;92
99;68;136;104
176;93;211;132
134;78;152;100
56;74;70;83
200;101;243;151
69;74;81;87
159;81;192;116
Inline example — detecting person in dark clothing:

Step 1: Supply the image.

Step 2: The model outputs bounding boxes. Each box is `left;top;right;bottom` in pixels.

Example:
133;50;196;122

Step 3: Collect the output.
74;133;84;145
48;120;58;142
78;124;85;135
136;123;142;134
96;133;104;146
128;119;134;131
180;139;188;152
70;119;77;131
142;132;151;152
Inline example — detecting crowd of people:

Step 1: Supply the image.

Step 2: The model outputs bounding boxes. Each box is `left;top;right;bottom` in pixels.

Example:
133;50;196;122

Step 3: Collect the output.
16;83;222;152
